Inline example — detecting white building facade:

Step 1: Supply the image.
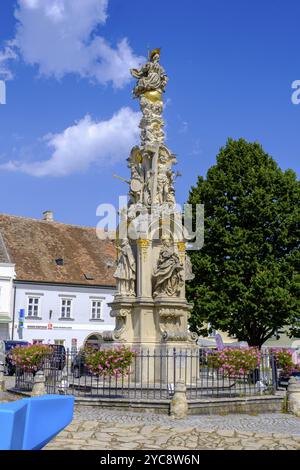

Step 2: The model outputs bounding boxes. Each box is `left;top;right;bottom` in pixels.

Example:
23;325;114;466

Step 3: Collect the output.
12;282;115;349
0;212;117;349
0;263;16;341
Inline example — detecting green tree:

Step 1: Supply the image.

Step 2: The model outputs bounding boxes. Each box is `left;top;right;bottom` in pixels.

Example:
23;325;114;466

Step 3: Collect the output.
187;138;300;348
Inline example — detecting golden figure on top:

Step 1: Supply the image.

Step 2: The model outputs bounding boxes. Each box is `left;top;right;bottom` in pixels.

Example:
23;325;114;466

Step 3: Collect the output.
130;48;168;99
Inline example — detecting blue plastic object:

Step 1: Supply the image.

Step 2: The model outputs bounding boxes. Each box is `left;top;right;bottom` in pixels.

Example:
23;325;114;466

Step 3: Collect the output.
0;395;74;450
0;400;28;450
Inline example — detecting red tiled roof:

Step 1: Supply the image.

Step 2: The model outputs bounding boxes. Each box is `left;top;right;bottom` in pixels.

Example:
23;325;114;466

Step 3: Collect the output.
0;213;116;287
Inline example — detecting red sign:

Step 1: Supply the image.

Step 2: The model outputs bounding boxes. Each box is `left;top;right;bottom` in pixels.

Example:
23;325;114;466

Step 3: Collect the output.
47;323;53;330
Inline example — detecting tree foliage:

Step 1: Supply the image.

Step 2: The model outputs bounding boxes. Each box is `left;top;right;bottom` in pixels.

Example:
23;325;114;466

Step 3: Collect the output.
187;138;300;347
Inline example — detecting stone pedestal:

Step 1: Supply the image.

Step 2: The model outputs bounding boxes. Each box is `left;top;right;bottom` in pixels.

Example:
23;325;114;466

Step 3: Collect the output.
287;377;300;417
0;362;5;392
170;380;188;419
31;370;47;396
106;294;198;385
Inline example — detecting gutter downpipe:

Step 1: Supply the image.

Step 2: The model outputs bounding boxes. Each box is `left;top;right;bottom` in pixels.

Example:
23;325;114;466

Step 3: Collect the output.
11;283;17;340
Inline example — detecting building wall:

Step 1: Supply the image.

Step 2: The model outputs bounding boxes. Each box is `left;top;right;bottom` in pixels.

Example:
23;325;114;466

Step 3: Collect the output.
0;263;16;340
12;282;116;349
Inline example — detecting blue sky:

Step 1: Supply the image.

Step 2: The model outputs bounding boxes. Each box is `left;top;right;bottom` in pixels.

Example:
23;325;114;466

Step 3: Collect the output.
0;0;299;227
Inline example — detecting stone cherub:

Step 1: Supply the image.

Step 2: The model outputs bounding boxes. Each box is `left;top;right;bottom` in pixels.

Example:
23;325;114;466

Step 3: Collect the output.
114;239;136;296
130;48;168;98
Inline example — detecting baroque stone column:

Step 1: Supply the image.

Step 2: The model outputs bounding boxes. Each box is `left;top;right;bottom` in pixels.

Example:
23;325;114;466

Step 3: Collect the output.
105;49;198;382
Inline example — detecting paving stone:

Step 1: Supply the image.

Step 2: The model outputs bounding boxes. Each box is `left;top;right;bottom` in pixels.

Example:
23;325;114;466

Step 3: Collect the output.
43;408;300;451
54;438;86;445
88;443;111;449
72;431;96;440
220;438;242;444
80;422;99;431
97;427;120;433
277;439;295;446
146;446;167;450
90;432;111;440
114;436;148;443
166;446;189;450
272;433;288;439
240;440;262;447
116;443;140;450
259;438;278;445
193;428;216;434
216;430;235;437
253;432;274;439
82;445;110;450
64;424;81;433
139;425;159;434
243;446;261;450
57;431;73;439
153;435;171;446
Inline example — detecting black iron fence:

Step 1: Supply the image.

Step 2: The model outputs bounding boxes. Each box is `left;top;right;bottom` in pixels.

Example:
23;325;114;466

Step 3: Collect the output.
15;349;278;400
13;348;278;400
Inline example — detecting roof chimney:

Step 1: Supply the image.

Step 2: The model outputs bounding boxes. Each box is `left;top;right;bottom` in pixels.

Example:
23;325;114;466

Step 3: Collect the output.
43;210;54;222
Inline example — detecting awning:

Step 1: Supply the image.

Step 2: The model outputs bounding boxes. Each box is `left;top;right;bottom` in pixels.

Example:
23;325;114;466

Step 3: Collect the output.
0;315;12;324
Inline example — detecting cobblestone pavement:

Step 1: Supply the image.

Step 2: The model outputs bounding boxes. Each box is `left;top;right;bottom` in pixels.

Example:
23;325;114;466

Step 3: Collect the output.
2;386;300;450
44;407;300;451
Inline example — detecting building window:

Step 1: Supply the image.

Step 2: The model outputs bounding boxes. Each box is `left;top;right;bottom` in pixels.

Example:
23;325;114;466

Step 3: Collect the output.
60;298;72;319
27;297;40;317
91;300;102;320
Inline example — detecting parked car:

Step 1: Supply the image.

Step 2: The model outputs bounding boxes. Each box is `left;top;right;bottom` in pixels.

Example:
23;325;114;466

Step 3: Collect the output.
278;371;300;389
0;340;30;376
71;350;90;378
48;344;66;371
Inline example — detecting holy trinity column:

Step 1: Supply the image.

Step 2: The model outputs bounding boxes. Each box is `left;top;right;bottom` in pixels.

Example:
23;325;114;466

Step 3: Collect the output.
103;49;197;354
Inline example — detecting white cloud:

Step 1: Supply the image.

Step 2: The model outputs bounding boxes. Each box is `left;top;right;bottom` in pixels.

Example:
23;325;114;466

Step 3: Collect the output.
0;107;141;176
0;44;18;80
1;0;144;87
179;120;189;134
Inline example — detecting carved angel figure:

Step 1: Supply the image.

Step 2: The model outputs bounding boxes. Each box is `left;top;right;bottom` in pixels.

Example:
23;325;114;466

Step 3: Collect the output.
153;238;184;297
130;49;168;98
114;239;136;296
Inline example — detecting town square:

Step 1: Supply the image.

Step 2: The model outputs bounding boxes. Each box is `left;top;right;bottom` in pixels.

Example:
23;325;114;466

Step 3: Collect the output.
0;0;299;459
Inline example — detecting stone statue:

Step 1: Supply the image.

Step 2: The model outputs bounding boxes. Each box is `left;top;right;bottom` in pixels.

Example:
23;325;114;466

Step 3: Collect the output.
127;146;144;205
114;239;136;296
155;148;176;205
143;170;153;206
153;238;184;297
185;254;195;281
130;48;168;98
